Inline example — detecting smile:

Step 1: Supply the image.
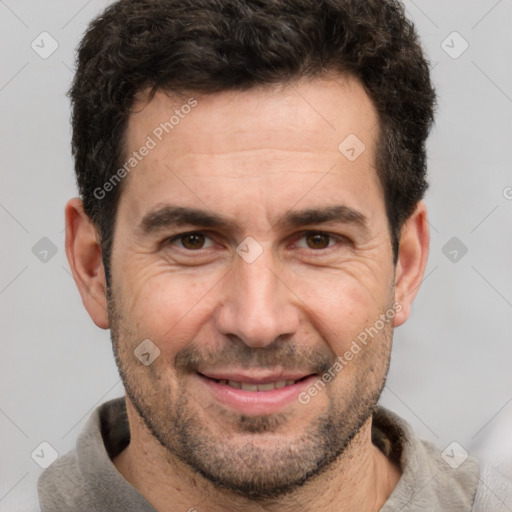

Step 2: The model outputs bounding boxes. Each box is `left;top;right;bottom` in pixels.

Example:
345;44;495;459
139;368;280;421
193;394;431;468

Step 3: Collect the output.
195;371;318;415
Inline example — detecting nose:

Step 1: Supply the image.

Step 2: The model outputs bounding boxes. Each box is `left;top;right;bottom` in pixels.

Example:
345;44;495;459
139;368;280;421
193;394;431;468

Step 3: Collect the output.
215;249;300;348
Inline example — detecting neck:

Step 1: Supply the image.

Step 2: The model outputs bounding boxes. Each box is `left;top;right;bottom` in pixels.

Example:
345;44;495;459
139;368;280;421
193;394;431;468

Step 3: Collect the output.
114;400;401;512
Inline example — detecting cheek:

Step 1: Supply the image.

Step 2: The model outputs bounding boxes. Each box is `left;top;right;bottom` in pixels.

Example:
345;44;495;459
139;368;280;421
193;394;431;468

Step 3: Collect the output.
119;267;226;349
115;245;394;359
286;268;389;350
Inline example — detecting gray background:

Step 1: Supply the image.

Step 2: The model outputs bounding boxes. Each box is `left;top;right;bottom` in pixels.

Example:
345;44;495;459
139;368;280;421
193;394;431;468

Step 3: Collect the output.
1;1;511;510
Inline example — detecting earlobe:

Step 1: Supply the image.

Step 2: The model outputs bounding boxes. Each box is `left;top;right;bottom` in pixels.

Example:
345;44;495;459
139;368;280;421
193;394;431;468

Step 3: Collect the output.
65;198;110;329
393;201;430;327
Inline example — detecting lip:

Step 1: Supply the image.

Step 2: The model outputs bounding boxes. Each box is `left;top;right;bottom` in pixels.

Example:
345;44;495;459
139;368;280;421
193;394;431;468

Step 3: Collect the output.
195;372;318;415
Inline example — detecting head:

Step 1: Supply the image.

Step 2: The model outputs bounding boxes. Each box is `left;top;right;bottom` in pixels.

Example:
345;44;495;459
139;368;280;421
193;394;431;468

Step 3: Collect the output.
65;0;434;501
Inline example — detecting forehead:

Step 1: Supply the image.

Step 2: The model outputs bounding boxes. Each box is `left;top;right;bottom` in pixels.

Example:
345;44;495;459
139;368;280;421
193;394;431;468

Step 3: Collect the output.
119;75;383;228
128;75;377;154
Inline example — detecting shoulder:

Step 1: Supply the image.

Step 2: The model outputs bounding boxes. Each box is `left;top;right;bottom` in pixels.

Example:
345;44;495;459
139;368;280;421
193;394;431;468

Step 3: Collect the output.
374;406;480;512
37;448;96;512
471;460;512;511
37;397;128;512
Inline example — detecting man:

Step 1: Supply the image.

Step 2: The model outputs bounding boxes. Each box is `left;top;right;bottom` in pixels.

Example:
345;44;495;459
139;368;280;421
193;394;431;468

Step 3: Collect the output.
37;0;482;510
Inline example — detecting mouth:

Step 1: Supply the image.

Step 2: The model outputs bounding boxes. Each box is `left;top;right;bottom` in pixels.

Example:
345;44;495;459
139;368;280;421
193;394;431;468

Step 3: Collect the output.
195;370;318;415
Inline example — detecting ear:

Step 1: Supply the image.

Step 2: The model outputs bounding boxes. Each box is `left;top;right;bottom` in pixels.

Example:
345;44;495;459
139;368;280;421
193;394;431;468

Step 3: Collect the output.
65;198;110;329
393;201;430;327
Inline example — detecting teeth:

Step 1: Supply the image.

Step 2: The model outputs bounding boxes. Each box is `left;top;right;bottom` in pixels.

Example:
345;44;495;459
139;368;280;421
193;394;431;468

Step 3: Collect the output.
221;379;298;391
257;382;276;391
241;382;258;391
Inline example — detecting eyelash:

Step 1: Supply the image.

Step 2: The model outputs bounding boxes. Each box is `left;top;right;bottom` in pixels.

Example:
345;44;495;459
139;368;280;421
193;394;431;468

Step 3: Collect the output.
165;230;349;254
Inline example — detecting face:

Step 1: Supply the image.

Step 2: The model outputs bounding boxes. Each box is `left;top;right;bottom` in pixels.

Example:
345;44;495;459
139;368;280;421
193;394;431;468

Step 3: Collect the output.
108;76;398;499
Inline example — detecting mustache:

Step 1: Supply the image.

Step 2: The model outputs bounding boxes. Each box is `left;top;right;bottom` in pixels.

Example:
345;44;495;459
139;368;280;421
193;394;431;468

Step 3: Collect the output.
174;338;336;375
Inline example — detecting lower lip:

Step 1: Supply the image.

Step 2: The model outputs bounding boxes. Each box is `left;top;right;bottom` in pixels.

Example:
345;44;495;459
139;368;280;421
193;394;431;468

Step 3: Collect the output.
196;373;318;415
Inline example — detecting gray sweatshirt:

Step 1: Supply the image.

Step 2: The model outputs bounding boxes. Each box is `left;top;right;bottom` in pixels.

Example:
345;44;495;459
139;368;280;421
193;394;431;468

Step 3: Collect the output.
37;397;481;511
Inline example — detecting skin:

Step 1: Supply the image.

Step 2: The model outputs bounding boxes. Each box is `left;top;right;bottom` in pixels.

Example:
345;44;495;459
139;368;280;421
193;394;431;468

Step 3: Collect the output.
65;74;429;512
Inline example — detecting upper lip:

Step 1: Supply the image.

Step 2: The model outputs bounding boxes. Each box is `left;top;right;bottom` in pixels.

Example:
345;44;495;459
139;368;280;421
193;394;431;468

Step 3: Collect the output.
197;369;315;384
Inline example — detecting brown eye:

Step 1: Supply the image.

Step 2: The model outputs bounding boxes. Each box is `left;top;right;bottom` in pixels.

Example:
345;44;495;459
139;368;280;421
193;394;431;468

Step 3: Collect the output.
165;231;217;256
179;232;206;250
305;232;331;249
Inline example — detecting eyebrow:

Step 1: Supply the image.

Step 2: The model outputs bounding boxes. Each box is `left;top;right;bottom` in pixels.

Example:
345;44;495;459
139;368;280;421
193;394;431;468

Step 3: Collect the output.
137;204;368;236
